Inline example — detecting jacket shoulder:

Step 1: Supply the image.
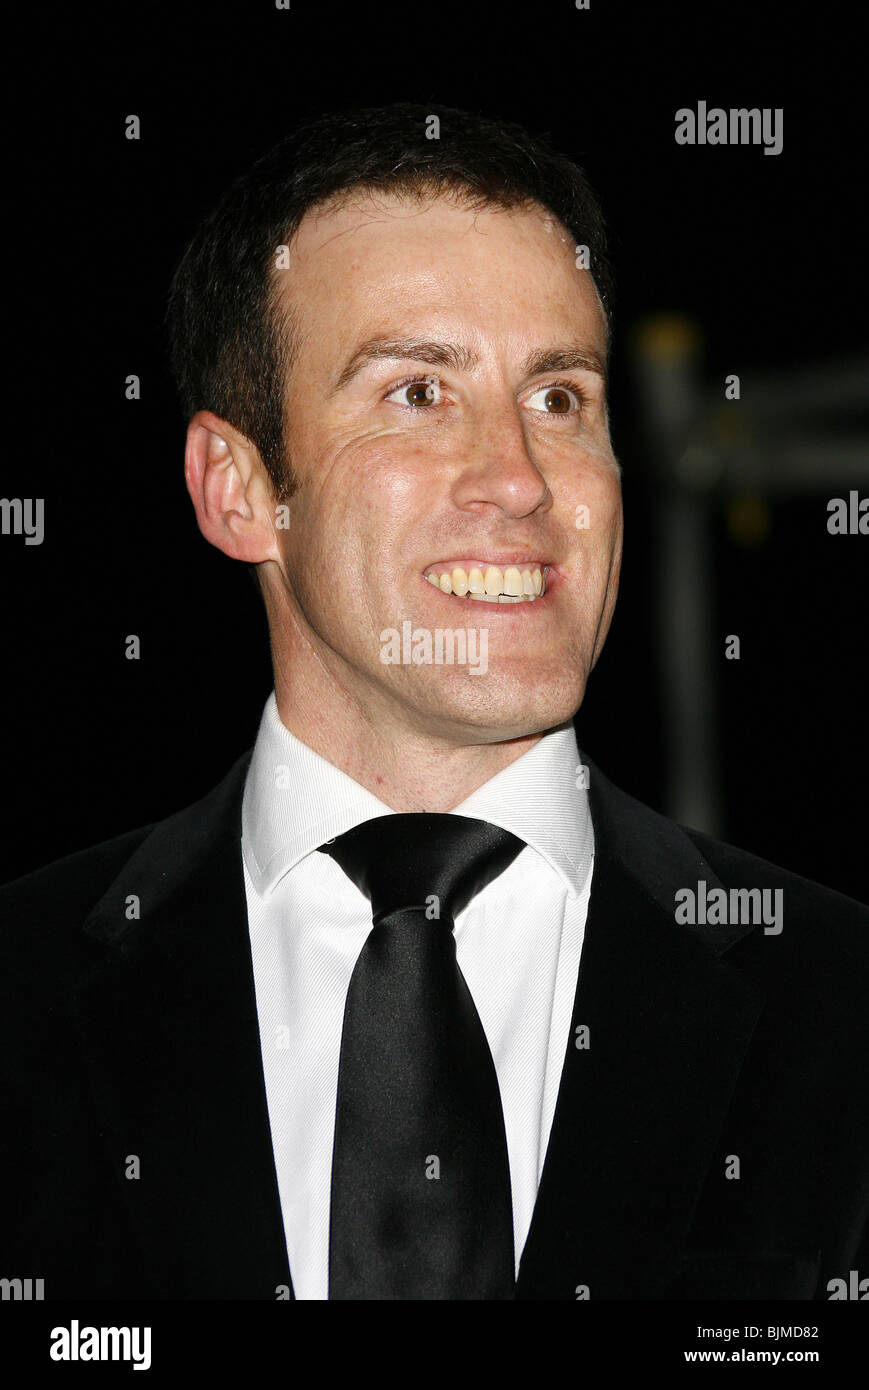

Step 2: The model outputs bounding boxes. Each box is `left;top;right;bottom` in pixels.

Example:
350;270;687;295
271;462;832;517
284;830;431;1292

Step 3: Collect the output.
1;823;156;914
584;754;869;978
0;824;157;978
681;823;869;974
0;749;254;982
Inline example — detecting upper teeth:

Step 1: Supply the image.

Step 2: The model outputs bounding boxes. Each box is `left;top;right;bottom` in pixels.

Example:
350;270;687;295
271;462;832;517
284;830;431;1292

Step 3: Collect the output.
424;564;546;601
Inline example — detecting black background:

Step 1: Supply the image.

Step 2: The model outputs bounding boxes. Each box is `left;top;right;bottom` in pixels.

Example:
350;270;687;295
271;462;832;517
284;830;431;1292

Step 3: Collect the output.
3;0;866;899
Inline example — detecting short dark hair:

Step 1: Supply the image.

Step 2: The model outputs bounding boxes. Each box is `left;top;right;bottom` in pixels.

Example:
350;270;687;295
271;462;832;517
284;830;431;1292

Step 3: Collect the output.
166;103;613;501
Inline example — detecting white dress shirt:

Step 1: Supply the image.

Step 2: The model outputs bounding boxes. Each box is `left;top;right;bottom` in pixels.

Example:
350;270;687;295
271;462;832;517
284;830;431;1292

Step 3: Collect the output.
241;692;595;1300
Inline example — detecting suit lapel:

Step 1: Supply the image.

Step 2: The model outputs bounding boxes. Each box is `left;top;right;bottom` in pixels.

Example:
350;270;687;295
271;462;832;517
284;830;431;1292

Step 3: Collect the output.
516;757;766;1299
71;751;293;1299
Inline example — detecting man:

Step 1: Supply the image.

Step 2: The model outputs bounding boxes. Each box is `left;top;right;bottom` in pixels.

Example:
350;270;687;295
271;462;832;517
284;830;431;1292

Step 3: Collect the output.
2;104;867;1302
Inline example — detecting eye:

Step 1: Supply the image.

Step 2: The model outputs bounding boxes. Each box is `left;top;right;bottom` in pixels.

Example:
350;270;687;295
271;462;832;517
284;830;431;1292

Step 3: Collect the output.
384;375;442;408
525;383;585;415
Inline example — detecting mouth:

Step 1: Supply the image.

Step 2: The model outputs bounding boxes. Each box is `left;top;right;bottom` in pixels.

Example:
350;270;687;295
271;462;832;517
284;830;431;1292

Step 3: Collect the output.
422;559;555;605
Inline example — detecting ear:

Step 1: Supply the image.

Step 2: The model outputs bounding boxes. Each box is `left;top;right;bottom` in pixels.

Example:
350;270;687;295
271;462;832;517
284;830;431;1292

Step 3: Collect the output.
184;410;280;564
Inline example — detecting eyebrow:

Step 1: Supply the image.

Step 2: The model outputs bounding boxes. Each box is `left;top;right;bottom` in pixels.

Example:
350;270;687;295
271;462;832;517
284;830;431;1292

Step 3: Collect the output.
329;336;608;395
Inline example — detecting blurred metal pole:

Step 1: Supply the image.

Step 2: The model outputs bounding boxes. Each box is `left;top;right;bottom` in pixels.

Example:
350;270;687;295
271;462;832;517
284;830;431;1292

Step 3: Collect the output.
629;318;867;834
631;316;723;834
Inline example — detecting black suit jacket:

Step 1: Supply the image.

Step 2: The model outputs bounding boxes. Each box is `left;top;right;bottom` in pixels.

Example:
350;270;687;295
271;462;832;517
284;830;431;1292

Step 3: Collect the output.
2;751;867;1300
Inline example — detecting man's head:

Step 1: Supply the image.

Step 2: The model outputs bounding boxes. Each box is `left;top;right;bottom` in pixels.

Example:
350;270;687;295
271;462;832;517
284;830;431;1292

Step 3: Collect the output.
168;104;623;756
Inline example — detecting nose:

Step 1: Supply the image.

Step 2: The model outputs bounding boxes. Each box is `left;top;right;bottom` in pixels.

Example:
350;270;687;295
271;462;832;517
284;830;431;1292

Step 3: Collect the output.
450;399;552;520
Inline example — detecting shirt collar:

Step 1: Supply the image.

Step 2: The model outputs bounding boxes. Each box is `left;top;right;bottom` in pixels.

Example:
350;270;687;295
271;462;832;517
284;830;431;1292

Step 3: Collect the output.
242;692;592;899
451;725;593;898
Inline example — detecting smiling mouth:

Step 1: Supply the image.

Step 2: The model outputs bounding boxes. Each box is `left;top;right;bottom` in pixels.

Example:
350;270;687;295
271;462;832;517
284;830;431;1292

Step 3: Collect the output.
423;561;551;603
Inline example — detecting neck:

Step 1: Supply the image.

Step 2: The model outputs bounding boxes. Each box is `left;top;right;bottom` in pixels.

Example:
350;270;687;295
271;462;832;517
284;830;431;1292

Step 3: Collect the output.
264;583;558;810
275;690;543;813
271;667;543;816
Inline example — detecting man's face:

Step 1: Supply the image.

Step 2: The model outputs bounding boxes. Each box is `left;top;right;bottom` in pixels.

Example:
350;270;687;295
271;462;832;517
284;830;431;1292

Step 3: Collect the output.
268;191;622;745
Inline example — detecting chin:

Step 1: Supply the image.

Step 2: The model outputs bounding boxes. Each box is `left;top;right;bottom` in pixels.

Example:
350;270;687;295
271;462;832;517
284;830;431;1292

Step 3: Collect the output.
407;670;586;741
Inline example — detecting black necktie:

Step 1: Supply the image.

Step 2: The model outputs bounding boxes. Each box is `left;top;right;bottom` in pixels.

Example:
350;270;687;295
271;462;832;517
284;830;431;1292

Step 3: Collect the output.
321;813;524;1300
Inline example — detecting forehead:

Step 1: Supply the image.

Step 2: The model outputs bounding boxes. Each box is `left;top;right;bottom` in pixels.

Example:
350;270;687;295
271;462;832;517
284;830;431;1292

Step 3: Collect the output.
277;190;607;363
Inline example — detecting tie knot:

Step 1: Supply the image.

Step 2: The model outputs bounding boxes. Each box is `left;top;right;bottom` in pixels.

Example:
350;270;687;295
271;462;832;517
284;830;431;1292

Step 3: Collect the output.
321;813;524;924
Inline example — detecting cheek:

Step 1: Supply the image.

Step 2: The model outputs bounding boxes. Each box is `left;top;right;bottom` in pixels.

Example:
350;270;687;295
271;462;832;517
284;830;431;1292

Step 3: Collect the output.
566;460;621;543
281;435;433;602
328;435;439;545
358;454;422;535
